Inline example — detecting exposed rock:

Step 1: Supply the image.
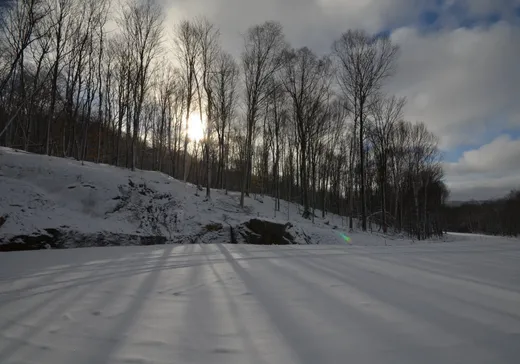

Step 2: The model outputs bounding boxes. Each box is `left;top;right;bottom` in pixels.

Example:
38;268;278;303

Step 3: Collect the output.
204;222;223;232
0;229;169;251
0;215;7;229
236;218;298;245
0;218;311;251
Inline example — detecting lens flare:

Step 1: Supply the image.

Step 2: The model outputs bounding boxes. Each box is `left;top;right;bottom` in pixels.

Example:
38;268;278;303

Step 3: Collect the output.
339;232;351;243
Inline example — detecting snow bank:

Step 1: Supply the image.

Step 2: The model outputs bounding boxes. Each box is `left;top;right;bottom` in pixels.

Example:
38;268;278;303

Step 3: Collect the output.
1;147;445;250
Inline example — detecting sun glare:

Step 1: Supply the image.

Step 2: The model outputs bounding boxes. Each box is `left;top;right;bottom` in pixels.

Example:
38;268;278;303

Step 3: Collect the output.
187;114;205;142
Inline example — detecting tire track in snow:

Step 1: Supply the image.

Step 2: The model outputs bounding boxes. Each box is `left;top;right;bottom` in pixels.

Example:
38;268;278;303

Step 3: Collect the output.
237;245;464;361
283;246;520;363
229;244;409;364
216;243;328;364
202;244;268;364
305;248;520;322
176;243;215;364
0;255;122;334
0;259;120;362
84;245;175;364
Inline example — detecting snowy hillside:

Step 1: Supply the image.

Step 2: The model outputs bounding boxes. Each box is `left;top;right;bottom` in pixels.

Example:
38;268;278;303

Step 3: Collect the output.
1;147;435;250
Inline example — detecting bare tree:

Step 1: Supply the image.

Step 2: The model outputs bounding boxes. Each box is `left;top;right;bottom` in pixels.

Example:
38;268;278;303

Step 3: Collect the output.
20;13;53;150
156;62;175;172
282;47;332;218
95;0;109;162
0;0;51;144
173;19;199;181
321;99;347;218
0;0;49;92
170;70;185;177
367;94;405;232
267;79;287;212
332;30;399;231
388;119;410;231
77;0;110;162
240;21;287;207
406;122;441;239
194;17;220;199
111;37;133;166
119;0;163;171
45;0;78;155
213;51;239;191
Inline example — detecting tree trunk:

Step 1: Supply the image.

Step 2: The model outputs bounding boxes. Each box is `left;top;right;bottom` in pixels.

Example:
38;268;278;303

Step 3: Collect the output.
359;97;367;231
413;182;421;240
380;153;387;233
46;17;64;156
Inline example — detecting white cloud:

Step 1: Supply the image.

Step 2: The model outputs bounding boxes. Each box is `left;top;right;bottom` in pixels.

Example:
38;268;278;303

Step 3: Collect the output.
388;22;520;149
444;135;520;200
161;0;427;55
447;175;520;201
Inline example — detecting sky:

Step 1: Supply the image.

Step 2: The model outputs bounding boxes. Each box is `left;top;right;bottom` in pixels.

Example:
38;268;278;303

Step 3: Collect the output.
161;0;520;201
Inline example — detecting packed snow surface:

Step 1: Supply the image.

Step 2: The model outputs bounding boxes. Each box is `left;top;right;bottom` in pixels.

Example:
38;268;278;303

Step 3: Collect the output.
0;238;519;363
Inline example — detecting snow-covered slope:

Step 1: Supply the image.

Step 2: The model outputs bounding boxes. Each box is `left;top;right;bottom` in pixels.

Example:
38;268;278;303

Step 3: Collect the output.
0;147;440;249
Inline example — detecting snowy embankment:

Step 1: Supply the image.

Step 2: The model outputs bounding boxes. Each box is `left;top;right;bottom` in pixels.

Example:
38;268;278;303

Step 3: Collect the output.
1;147;441;250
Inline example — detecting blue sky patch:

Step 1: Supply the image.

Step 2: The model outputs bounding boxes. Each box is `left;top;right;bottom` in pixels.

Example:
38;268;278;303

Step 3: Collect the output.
420;10;439;26
374;29;391;39
444;128;520;163
460;13;502;28
415;1;504;31
443;146;466;163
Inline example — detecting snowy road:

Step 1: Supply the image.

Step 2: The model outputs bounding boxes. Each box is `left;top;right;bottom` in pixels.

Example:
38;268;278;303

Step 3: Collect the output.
1;241;520;364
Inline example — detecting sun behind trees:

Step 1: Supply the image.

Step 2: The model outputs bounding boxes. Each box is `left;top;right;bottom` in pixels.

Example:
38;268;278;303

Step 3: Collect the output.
0;0;447;239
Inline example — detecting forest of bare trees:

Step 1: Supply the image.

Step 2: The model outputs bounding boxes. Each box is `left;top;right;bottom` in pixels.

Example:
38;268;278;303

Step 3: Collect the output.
443;191;520;237
1;0;449;239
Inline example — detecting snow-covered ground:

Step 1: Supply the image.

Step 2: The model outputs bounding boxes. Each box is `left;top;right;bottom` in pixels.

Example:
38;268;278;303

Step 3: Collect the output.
0;239;519;364
1;147;439;248
2;148;519;363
